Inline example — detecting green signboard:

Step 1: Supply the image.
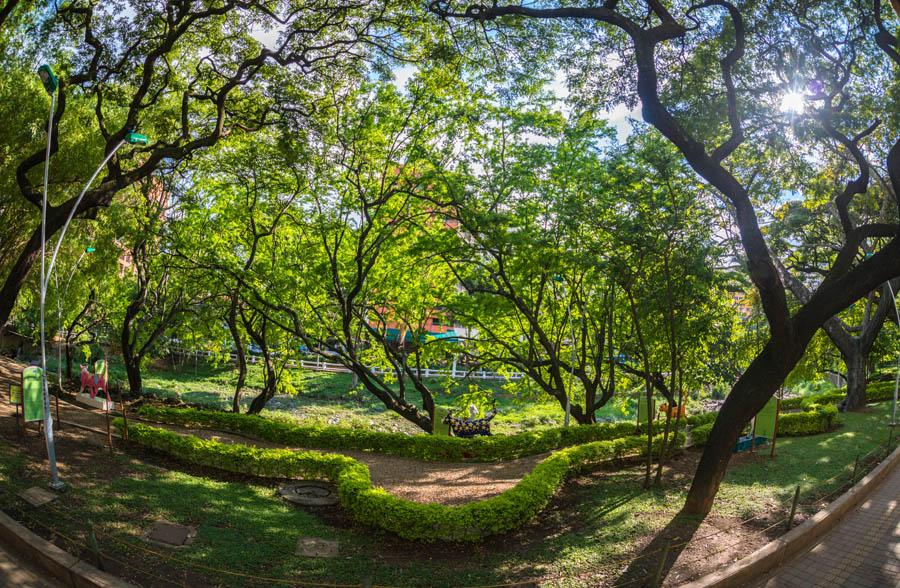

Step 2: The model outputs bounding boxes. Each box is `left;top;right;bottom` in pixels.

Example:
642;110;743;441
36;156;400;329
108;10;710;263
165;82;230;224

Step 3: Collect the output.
755;397;779;439
9;383;22;405
22;366;44;422
433;408;451;436
637;394;655;427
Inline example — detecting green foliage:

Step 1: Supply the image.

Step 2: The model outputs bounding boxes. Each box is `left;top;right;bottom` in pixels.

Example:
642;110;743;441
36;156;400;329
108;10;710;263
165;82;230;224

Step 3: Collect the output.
116;418;682;542
135;405;667;462
777;404;839;436
691;399;844;447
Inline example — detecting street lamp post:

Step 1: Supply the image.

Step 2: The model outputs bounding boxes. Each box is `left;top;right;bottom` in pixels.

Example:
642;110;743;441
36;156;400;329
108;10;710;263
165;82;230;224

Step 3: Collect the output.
37;64;149;490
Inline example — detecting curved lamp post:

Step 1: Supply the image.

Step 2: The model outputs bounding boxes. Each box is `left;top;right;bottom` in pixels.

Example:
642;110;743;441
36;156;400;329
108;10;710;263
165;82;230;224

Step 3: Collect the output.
37;63;149;489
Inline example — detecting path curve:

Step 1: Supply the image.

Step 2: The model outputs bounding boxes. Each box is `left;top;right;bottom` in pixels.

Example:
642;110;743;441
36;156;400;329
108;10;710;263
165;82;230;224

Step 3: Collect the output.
0;356;546;506
140;419;547;505
753;455;900;588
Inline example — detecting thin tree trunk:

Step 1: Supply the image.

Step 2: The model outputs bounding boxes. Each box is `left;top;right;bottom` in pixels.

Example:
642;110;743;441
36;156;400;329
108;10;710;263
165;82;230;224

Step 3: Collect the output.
226;294;246;413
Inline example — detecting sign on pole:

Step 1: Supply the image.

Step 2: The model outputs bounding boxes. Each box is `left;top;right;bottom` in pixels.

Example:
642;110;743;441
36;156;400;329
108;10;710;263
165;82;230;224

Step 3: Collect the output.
9;383;22;405
433;408;451;437
755;397;779;440
22;366;44;422
637;394;655;428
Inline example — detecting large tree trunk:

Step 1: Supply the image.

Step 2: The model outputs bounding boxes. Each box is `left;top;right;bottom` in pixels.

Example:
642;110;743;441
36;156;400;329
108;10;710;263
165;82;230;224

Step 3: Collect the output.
842;345;868;410
246;358;277;414
683;336;807;514
124;358;143;396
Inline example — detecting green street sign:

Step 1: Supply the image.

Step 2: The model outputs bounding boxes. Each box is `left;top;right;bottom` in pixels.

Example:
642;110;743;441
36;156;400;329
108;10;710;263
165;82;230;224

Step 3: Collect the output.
637;394;655;427
755;397;779;439
9;383;22;405
22;366;44;422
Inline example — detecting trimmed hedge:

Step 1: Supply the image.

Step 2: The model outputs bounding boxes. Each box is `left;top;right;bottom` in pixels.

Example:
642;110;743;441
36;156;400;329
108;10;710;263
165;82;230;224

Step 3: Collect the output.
116;419;683;542
135;405;668;462
690;402;840;447
781;380;897;410
777;403;838;436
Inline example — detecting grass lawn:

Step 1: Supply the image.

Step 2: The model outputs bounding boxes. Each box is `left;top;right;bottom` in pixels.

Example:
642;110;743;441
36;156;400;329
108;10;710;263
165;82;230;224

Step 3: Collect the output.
1;402;896;587
43;353;635;434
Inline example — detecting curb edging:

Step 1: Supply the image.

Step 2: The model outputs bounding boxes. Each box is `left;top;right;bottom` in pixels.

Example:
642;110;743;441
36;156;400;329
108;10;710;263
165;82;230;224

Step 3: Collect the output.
0;510;137;588
681;443;900;587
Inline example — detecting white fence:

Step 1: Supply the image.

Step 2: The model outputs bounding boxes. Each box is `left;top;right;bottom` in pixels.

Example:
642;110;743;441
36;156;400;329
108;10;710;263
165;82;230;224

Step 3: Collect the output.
171;348;522;381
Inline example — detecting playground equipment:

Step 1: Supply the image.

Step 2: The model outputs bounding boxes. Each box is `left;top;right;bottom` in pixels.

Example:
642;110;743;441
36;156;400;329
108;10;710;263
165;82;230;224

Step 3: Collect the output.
442;404;498;437
734;396;780;455
79;359;110;402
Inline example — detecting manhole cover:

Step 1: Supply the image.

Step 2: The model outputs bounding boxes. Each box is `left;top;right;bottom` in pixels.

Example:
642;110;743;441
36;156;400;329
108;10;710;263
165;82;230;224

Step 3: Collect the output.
279;481;340;506
296;537;339;558
146;520;196;547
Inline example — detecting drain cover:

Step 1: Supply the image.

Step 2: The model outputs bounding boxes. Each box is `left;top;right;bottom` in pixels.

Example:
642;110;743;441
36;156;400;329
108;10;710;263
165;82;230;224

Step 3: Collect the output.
279;481;340;506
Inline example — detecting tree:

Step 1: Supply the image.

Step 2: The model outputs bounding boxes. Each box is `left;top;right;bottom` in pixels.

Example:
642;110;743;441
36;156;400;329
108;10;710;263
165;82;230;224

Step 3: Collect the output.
113;184;195;395
0;0;419;330
444;107;627;424
432;0;900;515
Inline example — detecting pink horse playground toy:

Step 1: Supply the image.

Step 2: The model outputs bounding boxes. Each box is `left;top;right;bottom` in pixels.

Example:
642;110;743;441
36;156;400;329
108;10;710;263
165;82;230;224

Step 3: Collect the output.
79;359;110;403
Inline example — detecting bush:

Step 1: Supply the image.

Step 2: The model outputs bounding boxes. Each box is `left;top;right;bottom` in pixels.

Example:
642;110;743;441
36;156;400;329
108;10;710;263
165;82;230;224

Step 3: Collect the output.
689;402;839;447
116;419;684;542
134;405;668;462
777;403;838;436
690;423;713;446
686;411;717;427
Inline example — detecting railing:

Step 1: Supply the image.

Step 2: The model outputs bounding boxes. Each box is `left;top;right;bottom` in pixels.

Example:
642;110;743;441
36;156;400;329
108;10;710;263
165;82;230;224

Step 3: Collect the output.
169;347;523;381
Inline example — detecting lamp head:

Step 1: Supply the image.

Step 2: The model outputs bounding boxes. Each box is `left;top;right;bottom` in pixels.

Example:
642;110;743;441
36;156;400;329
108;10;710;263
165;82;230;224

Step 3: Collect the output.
37;64;58;94
125;132;148;146
85;247;95;253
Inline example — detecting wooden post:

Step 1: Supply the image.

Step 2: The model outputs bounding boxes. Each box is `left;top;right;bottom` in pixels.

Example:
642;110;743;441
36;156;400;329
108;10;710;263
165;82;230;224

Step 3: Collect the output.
750;416;756;454
120;386;129;442
14;404;21;439
770;398;781;459
105;400;113;452
787;484;801;530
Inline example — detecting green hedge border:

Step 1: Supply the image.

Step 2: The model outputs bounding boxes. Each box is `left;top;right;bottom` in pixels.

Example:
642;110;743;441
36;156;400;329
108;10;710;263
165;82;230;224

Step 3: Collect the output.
116;419;683;542
134;405;671;462
688;382;900;446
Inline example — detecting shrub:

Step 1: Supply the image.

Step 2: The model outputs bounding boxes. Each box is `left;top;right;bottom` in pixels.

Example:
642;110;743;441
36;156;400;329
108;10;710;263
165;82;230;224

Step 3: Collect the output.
690;423;713;446
686;411;717;427
777;403;838;436
134;405;668;462
116;419;683;542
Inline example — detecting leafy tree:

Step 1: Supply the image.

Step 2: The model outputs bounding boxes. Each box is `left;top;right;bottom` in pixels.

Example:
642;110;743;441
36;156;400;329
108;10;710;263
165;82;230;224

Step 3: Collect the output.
0;0;421;331
432;0;900;516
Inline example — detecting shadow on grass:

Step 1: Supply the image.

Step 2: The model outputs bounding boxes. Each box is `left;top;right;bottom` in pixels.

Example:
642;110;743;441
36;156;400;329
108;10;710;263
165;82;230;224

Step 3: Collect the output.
612;510;704;587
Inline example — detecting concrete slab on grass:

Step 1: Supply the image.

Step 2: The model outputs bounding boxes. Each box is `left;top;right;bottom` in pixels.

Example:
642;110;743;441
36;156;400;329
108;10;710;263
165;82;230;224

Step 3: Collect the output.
18;487;58;507
296;537;339;558
145;520;196;548
279;481;340;506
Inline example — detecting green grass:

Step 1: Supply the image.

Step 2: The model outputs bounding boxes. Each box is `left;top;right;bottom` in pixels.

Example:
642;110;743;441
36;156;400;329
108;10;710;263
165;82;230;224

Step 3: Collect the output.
45;353;638;434
2;403;896;587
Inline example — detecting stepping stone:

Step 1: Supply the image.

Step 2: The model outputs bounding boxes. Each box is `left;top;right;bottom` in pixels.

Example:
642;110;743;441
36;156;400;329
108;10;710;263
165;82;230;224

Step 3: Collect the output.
296;537;339;558
17;487;57;507
279;481;340;506
145;520;196;547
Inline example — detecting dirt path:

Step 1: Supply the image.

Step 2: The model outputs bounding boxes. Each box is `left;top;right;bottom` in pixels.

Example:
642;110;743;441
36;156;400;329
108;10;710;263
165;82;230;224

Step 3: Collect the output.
0;356;544;505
